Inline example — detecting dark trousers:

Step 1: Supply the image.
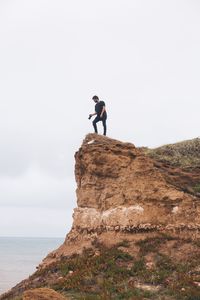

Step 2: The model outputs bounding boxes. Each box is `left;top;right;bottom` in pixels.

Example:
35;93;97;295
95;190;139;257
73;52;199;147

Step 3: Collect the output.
93;115;107;136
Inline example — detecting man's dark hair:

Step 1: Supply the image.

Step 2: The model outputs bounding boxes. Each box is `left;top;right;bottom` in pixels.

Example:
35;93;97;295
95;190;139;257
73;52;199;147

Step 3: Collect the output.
92;95;99;100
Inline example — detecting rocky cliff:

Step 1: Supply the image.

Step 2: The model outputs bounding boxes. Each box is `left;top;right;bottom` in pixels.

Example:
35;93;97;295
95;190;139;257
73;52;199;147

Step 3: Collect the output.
43;134;199;264
1;134;200;300
144;137;200;198
72;134;199;232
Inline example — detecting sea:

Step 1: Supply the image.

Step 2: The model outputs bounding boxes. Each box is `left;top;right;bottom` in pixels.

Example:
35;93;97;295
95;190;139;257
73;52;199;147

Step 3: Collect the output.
0;236;64;295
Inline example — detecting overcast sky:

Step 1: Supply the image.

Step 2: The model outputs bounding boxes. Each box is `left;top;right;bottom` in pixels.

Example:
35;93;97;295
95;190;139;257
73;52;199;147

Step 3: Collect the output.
0;0;199;237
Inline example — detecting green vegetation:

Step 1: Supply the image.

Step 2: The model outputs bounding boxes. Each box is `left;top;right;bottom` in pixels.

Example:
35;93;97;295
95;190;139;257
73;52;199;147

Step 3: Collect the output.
135;234;175;255
144;137;200;168
27;235;200;300
193;184;200;193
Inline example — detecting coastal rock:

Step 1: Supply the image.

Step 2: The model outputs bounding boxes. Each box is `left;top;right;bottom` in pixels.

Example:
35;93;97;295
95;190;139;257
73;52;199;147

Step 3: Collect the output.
39;134;200;268
1;134;200;300
71;134;199;233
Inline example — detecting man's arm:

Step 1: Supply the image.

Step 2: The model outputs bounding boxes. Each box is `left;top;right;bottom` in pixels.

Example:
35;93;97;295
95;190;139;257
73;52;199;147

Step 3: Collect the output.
89;112;97;117
100;106;106;118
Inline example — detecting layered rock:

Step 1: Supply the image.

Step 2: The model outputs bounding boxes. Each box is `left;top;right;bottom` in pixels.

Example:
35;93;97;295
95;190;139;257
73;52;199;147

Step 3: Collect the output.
144;137;200;197
1;134;200;300
71;134;199;234
40;134;199;268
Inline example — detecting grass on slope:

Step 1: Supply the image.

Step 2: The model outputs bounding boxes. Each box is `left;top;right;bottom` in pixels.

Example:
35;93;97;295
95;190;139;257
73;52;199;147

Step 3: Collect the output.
25;235;200;300
144;137;200;168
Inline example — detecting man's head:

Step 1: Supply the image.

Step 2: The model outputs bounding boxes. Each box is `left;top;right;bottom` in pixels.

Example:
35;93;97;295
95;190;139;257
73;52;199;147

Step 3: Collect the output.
92;95;99;103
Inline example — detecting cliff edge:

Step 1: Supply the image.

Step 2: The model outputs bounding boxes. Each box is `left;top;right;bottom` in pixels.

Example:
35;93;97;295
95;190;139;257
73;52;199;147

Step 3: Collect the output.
1;134;200;300
43;133;199;266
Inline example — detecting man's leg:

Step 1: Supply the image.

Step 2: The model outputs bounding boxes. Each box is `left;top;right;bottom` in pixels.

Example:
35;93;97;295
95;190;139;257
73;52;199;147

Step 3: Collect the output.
102;118;107;136
93;116;101;133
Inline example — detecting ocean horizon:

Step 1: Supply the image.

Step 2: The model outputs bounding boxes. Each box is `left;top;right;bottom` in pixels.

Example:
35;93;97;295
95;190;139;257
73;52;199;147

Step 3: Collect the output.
0;236;64;295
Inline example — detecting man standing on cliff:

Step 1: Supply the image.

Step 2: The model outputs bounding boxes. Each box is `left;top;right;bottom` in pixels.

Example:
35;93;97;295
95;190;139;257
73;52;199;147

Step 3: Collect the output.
89;95;107;136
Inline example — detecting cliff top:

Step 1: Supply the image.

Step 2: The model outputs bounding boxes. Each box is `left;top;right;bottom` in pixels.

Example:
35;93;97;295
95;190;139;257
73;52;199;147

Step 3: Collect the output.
144;137;200;168
1;134;200;300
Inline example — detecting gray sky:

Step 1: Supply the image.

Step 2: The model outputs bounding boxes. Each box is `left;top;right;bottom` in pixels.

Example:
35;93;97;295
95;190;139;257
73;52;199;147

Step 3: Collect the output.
0;0;199;237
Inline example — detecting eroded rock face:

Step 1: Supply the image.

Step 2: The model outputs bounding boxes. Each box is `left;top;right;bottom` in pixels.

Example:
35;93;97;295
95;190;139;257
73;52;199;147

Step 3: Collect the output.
11;134;194;269
2;134;200;300
71;134;199;234
37;134;200;269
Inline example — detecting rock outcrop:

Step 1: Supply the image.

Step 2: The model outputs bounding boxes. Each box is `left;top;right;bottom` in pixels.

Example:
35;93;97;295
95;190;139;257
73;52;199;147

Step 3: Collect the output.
1;134;200;300
40;134;200;268
73;134;199;230
144;137;200;197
